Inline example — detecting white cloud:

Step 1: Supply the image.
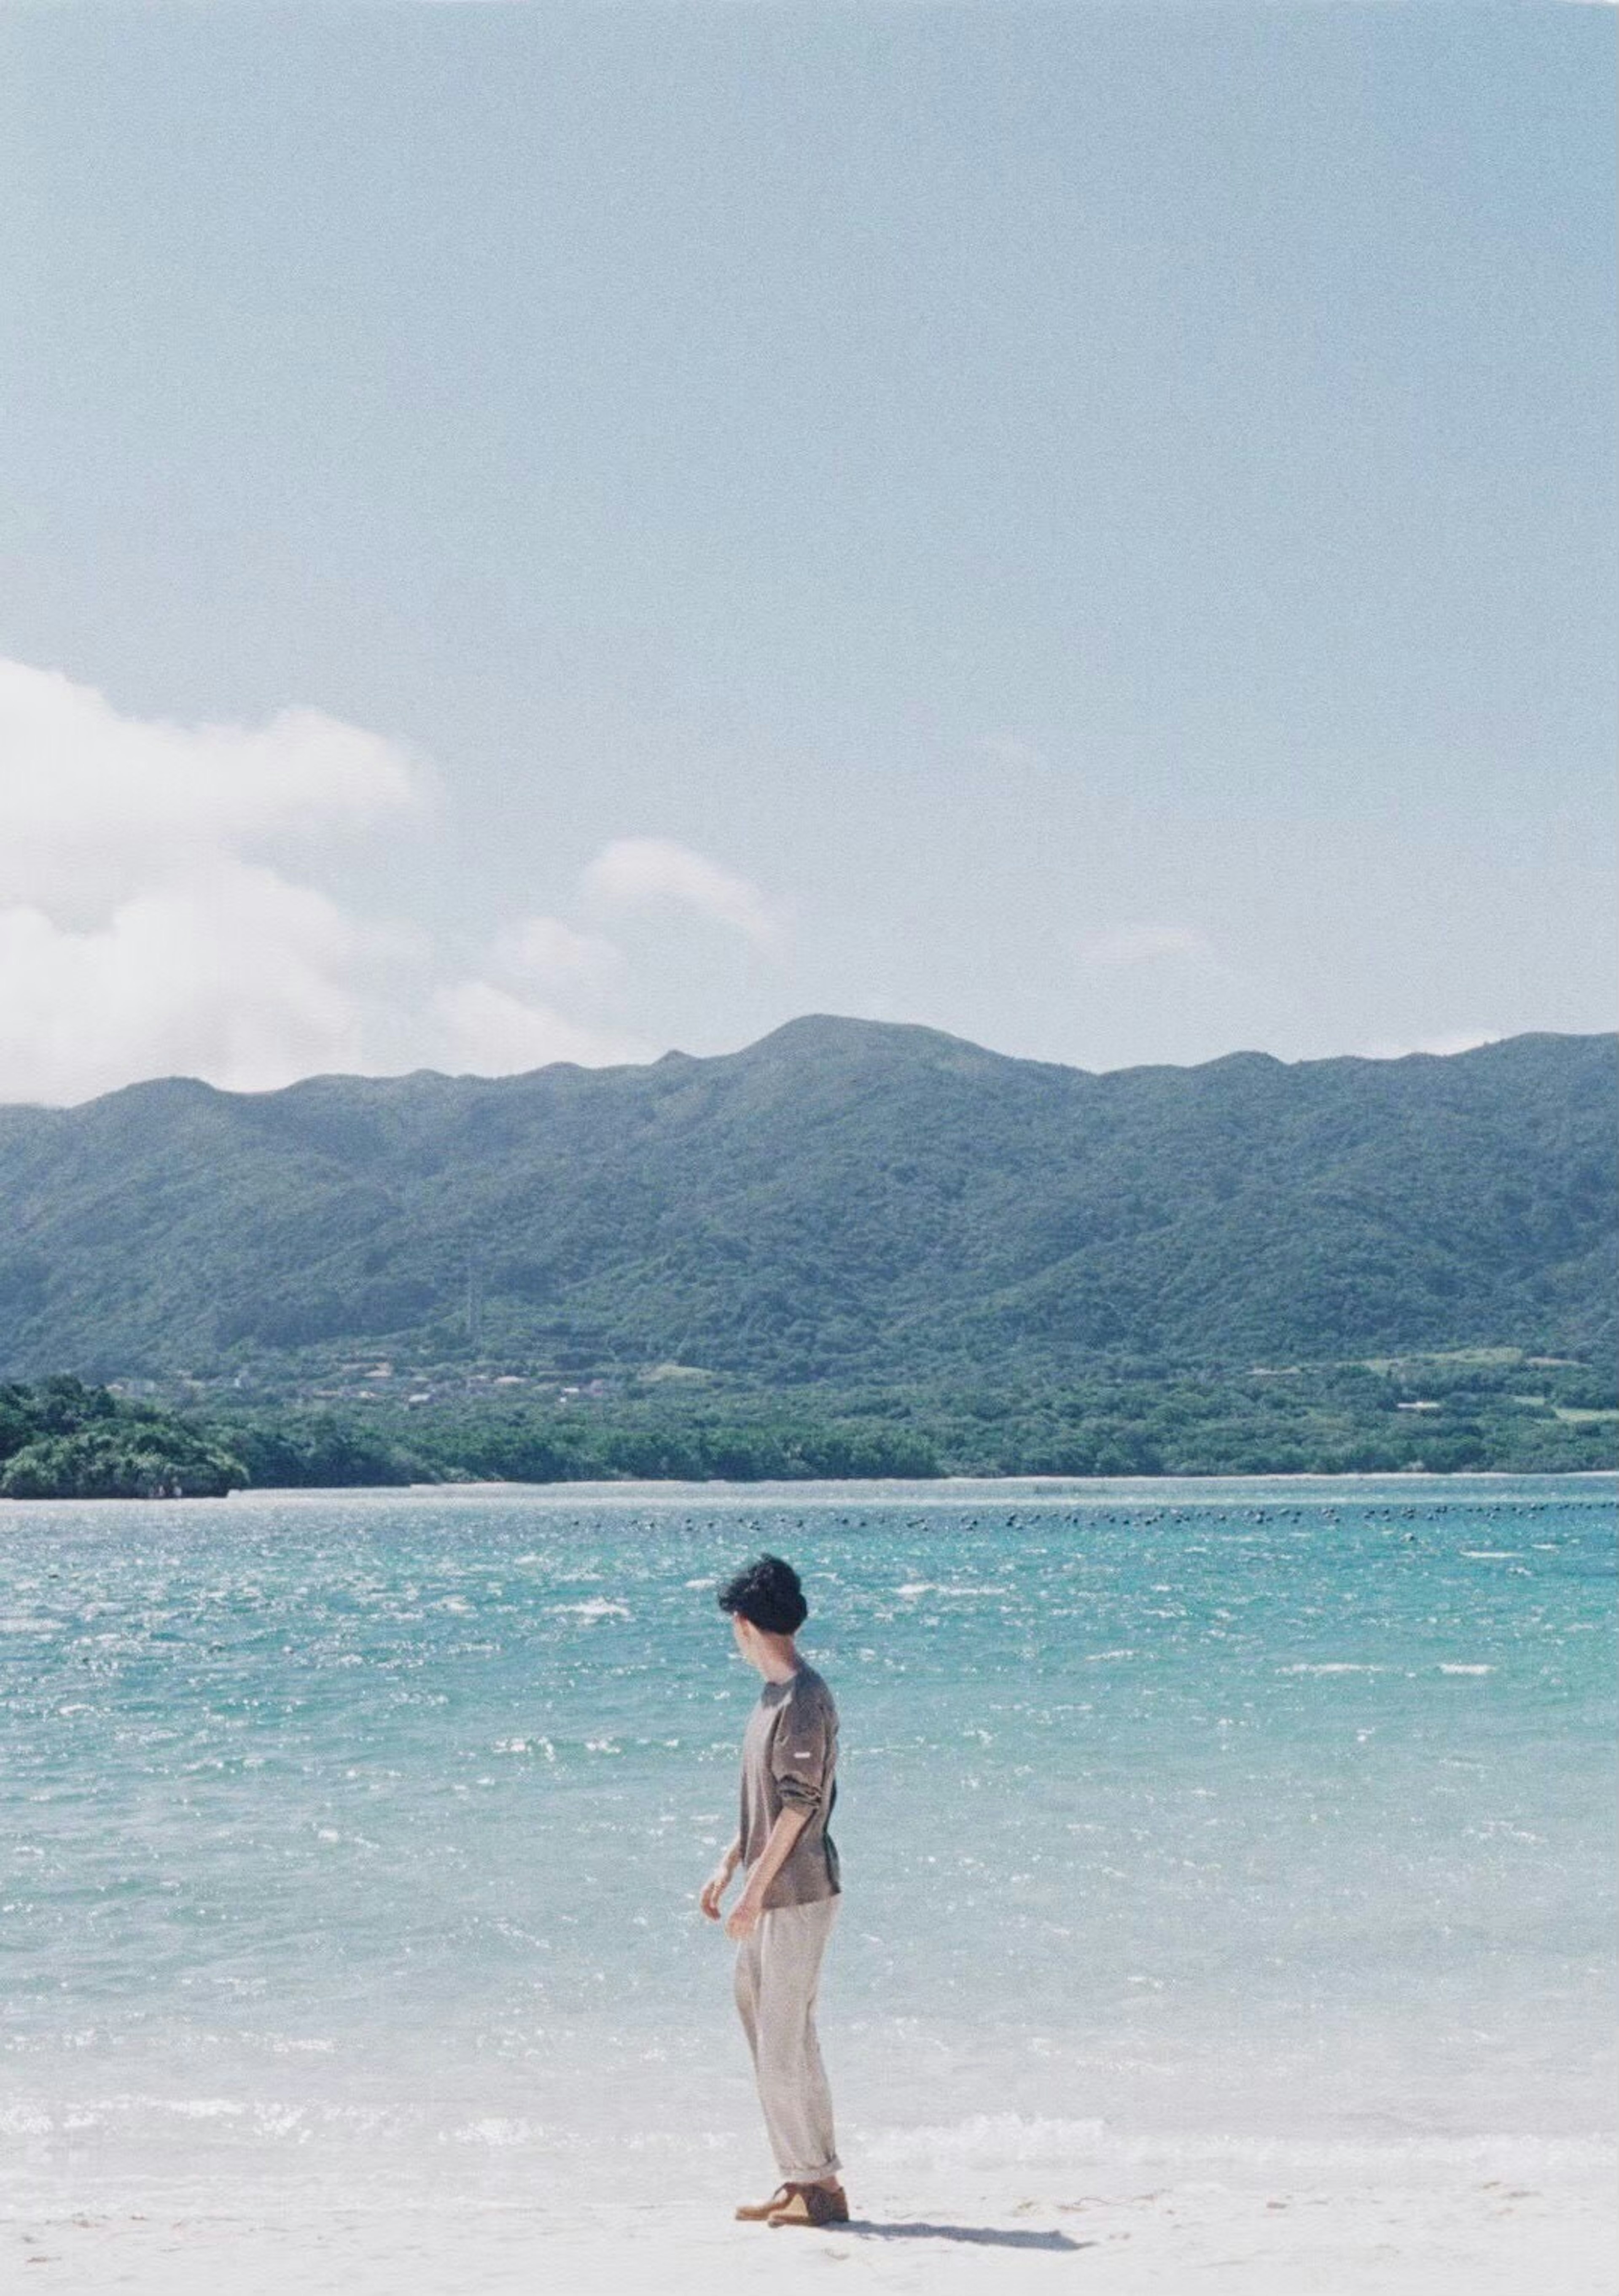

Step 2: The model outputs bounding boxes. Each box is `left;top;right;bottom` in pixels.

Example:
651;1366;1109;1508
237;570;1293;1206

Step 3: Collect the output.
0;869;385;1105
429;981;649;1075
0;659;776;1102
491;913;628;995
0;658;422;917
581;836;777;945
0;660;430;1100
1078;923;1211;969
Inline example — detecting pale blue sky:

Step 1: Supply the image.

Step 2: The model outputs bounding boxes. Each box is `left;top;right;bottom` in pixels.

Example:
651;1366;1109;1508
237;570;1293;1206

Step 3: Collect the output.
0;5;1612;1099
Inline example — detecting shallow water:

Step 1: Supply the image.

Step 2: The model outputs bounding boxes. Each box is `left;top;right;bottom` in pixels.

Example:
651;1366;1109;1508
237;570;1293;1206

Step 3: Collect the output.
1;1475;1613;2210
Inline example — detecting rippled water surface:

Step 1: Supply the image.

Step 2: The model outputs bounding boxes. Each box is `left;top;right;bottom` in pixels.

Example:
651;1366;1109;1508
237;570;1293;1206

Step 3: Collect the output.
2;1475;1613;2208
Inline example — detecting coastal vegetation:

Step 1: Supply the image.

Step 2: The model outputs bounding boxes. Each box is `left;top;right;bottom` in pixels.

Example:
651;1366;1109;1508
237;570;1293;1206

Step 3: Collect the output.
195;1352;1616;1486
0;1376;246;1499
1;1350;1612;1499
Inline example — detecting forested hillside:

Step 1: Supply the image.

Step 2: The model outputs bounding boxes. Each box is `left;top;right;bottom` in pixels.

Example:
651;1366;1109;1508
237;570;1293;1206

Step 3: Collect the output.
0;1019;1611;1385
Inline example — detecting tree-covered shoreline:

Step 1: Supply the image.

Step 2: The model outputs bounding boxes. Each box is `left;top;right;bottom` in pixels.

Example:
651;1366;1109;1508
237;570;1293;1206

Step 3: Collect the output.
1;1355;1612;1499
0;1377;247;1499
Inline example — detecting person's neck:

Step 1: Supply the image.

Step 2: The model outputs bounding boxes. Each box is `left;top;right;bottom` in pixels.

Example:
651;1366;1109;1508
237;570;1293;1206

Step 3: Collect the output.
756;1636;801;1684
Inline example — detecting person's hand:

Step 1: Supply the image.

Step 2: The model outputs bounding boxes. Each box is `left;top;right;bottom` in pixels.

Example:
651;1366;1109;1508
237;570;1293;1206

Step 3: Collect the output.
699;1863;734;1922
725;1889;763;1942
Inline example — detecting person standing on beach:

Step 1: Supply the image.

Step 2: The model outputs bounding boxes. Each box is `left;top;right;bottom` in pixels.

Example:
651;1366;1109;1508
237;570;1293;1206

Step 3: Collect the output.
698;1553;847;2230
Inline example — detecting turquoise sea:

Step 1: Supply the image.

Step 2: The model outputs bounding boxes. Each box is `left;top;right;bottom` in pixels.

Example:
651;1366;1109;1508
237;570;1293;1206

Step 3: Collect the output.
1;1475;1613;2215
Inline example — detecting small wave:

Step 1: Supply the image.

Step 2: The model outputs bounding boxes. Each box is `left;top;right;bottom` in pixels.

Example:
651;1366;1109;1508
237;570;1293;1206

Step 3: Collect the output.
549;1599;630;1620
1277;1663;1386;1675
0;2106;53;2136
451;2117;541;2148
4;2094;418;2141
855;2114;1615;2173
862;2113;1108;2164
1439;1663;1494;1675
896;1583;1011;1598
1459;1551;1518;1561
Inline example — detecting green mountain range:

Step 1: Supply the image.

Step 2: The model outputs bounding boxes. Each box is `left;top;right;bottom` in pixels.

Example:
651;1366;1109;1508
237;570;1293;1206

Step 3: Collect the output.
0;1017;1612;1386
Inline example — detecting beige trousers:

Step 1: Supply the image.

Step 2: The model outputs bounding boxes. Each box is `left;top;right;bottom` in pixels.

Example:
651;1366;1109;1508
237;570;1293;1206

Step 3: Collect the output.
732;1894;842;2182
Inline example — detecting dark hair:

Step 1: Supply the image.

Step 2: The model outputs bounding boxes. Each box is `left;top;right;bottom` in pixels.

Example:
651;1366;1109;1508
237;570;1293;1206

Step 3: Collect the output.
717;1553;808;1635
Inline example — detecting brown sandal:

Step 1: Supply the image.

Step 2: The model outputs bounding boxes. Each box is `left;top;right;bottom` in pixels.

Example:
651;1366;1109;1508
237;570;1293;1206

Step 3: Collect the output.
735;2182;798;2222
768;2181;850;2228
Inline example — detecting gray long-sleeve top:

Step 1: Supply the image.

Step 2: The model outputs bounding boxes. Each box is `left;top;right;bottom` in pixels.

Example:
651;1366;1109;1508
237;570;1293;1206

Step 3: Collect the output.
738;1662;841;1909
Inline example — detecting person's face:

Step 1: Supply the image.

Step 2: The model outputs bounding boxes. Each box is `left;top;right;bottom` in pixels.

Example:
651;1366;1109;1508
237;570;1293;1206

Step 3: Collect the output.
730;1612;756;1667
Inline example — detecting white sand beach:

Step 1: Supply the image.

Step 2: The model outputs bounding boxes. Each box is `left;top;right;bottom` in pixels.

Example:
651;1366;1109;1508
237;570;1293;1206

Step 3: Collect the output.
10;2148;1615;2296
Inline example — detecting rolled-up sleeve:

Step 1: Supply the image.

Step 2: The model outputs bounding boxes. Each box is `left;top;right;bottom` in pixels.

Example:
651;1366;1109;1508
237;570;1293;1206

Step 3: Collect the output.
770;1689;830;1816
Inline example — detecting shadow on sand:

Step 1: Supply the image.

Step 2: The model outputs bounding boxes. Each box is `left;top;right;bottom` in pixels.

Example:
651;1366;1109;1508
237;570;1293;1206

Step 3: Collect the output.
838;2220;1091;2251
